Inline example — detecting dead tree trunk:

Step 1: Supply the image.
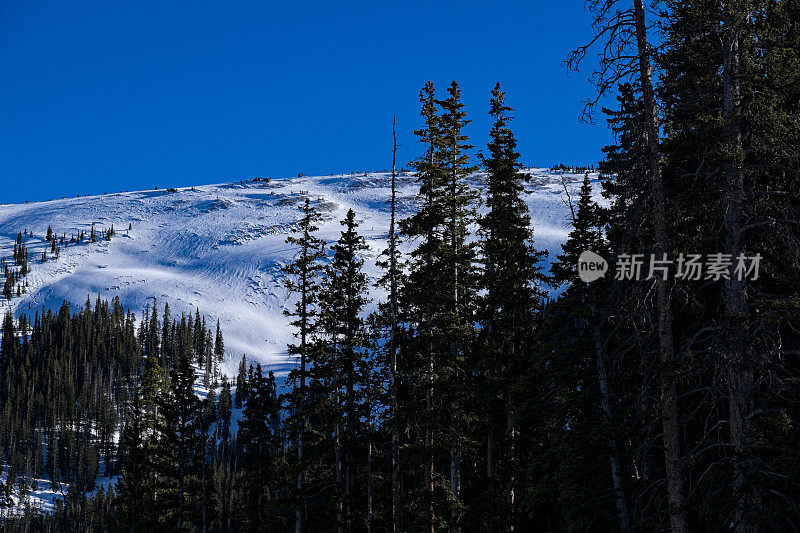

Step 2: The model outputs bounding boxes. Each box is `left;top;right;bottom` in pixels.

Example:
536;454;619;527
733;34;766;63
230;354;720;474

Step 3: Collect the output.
721;7;756;531
366;365;375;533
426;115;437;533
426;342;435;533
202;442;208;533
507;374;515;533
449;142;462;533
335;385;344;533
450;438;461;532
367;435;374;533
178;462;185;529
389;115;402;533
296;265;309;533
591;295;631;532
632;1;688;531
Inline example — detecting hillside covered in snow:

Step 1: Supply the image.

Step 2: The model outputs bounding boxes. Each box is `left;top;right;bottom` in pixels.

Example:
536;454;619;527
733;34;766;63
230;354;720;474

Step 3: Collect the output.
0;169;600;379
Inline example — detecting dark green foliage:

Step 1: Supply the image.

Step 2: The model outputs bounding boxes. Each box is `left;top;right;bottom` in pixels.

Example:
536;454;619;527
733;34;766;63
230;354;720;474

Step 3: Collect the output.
315;208;374;531
116;385;157;530
474;83;548;530
395;80;494;531
151;350;209;529
214;319;224;364
217;375;233;443
280;197;326;532
0;297;225;529
235;354;247;409
237;364;282;529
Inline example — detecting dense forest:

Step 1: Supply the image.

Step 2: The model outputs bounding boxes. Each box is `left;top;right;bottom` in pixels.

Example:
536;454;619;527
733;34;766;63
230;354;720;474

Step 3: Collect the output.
1;0;799;531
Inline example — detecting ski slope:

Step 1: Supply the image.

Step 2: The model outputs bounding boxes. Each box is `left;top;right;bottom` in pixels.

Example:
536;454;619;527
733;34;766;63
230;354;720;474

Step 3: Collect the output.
0;169;601;379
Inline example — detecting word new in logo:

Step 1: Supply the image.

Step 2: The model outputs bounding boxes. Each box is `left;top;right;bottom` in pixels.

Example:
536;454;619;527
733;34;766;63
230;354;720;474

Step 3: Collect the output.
578;250;609;283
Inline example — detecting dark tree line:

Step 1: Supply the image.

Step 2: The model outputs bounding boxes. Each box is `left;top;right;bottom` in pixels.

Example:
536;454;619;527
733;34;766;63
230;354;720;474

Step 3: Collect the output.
0;298;227;530
551;0;800;531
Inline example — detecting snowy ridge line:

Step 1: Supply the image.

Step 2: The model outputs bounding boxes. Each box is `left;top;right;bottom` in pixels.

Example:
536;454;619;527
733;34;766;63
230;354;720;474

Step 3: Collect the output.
0;169;603;379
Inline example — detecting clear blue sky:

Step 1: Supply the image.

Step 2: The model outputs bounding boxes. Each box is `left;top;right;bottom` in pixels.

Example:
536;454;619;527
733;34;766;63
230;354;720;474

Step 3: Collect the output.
0;0;612;203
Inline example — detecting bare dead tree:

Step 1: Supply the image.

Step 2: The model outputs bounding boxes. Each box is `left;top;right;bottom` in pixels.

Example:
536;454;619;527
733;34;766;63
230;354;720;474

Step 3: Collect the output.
566;1;688;531
389;115;402;533
592;293;632;532
721;4;756;531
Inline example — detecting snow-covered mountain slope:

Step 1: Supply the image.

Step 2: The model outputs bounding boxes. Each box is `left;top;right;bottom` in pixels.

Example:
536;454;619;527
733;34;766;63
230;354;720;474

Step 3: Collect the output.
0;169;601;378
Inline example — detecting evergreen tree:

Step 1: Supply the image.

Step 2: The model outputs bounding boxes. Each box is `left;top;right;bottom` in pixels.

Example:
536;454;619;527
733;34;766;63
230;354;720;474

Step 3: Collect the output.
432;80;483;530
116;385;155;530
476;83;547;531
317;208;372;531
161;302;172;366
146;299;160;361
238;364;281;529
218;375;233;443
154;351;208;529
399;80;448;532
214;319;225;364
235;354;248;410
399;80;481;531
141;349;168;432
658;1;800;528
281;197;326;533
203;329;214;388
